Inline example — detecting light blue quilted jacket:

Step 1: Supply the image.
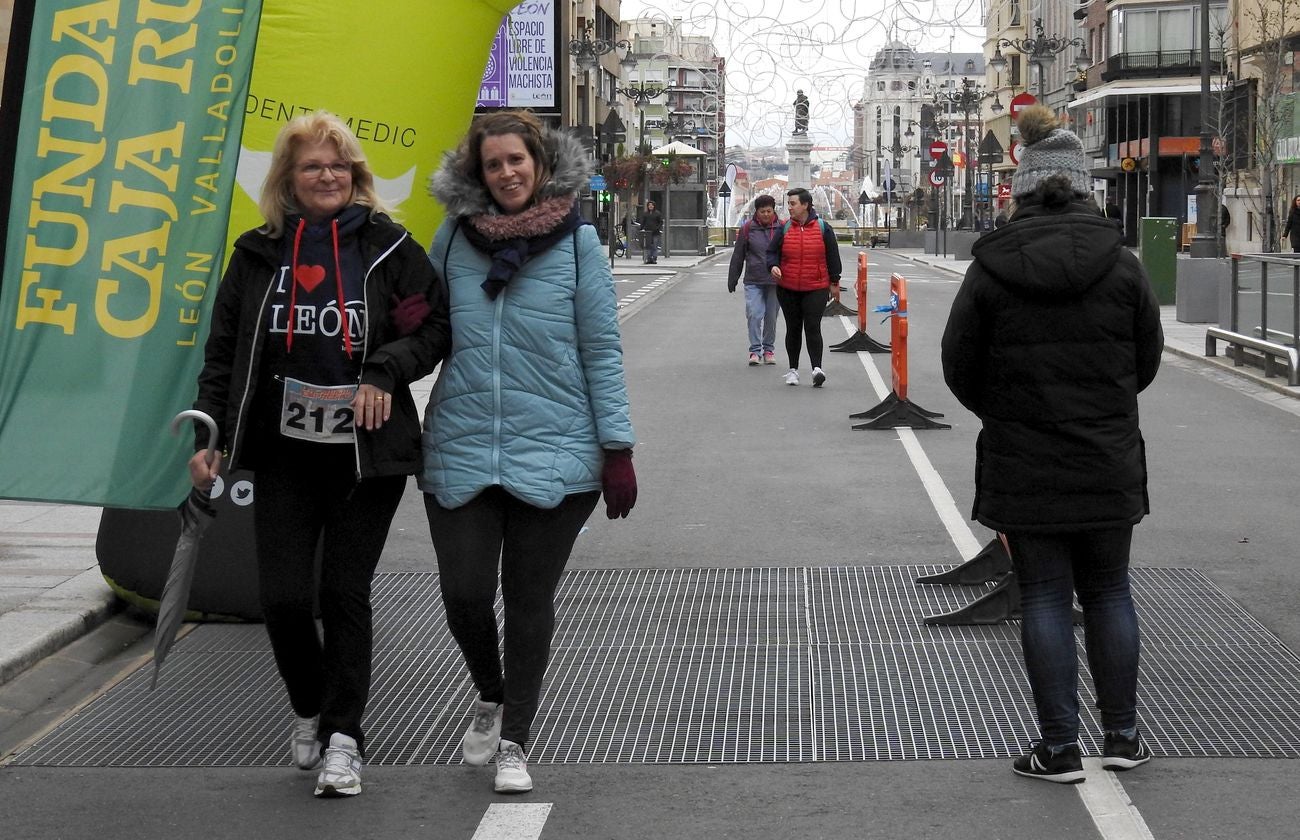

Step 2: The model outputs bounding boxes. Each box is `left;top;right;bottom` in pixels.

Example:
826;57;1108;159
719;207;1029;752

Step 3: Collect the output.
419;221;635;509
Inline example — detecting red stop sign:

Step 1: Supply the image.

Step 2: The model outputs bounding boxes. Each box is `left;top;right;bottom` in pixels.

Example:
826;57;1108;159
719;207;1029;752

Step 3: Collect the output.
1010;92;1037;118
929;140;948;160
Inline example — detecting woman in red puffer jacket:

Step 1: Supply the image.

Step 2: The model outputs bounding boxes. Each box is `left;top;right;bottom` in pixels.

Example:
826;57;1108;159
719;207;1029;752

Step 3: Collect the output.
765;187;842;387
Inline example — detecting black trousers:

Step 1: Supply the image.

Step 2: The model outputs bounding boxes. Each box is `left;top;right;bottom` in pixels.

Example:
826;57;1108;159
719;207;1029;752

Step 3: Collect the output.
424;486;600;747
253;442;405;756
775;285;830;370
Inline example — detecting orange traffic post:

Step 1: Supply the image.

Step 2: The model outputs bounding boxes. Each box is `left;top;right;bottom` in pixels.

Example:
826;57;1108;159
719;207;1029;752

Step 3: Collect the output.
850;273;949;430
856;252;868;335
829;252;890;354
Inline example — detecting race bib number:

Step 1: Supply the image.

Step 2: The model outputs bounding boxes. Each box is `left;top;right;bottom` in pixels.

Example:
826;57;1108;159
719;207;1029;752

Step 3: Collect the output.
280;378;356;443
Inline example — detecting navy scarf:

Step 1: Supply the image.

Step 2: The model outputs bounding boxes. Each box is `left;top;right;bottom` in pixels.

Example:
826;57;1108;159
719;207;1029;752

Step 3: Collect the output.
459;202;588;300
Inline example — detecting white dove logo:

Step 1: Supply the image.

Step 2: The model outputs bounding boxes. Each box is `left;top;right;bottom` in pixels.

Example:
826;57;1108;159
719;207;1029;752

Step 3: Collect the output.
235;146;416;207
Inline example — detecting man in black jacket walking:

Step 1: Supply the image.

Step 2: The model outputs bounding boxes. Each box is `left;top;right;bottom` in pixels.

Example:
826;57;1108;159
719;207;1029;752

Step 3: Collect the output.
639;201;664;263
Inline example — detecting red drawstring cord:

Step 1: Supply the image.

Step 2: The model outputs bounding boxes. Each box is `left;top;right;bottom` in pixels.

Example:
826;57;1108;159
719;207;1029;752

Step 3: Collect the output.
286;217;352;357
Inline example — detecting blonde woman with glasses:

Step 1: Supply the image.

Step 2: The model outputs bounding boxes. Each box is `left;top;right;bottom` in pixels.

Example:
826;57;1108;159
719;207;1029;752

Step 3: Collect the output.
188;111;449;798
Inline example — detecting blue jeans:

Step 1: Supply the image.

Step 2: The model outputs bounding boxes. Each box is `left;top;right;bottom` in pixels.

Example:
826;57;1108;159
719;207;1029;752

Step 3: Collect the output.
644;232;661;261
744;283;779;355
1006;527;1140;747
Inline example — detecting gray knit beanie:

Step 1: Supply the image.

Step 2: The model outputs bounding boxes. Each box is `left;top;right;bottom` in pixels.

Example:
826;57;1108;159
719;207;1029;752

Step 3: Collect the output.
1011;105;1090;198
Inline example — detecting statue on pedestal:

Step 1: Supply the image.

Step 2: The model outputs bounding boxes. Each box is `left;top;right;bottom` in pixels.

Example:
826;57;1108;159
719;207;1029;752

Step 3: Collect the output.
793;90;810;135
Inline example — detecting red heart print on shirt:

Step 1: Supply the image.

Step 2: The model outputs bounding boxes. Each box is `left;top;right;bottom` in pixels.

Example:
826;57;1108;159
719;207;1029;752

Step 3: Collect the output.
294;264;326;293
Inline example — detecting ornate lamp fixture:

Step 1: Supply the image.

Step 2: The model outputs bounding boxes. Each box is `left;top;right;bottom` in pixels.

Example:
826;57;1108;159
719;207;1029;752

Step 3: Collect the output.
988;18;1090;97
567;22;631;72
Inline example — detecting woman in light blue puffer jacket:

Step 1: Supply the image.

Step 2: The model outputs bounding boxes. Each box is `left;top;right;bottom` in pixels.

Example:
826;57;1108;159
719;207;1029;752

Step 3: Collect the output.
421;110;636;795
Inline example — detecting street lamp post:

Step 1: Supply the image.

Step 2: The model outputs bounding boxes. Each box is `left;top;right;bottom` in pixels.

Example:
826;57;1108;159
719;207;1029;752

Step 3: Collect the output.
567;23;631;142
568;23;632;251
888;135;917;230
989;17;1090;101
930;78;992;231
616;79;668;259
1189;0;1219;257
616;81;669;155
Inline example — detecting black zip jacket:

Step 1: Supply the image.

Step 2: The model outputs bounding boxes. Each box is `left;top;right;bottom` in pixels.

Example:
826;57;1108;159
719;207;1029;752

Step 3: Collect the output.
941;201;1162;532
193;212;450;478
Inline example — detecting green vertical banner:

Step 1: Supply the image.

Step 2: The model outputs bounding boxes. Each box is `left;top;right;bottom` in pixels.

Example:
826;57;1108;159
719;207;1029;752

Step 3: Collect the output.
0;1;263;509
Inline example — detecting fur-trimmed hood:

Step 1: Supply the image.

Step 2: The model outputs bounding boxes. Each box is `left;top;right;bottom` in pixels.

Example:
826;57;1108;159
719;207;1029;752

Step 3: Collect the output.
430;128;592;218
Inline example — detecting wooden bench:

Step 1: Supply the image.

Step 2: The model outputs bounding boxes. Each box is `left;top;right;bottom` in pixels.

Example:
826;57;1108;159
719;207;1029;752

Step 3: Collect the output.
1205;327;1300;386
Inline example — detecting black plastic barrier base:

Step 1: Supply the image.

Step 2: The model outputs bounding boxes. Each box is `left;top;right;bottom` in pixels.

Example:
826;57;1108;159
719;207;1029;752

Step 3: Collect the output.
916;537;1010;585
924;572;1021;625
823;298;858;318
850;391;951;430
830;330;891;354
96;468;307;621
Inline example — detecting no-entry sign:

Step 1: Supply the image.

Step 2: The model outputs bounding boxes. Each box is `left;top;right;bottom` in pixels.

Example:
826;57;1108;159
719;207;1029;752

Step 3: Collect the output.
1010;92;1037;118
929;140;948;160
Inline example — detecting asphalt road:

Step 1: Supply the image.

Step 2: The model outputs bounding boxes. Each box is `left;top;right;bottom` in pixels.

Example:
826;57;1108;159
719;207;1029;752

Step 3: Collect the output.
3;247;1299;840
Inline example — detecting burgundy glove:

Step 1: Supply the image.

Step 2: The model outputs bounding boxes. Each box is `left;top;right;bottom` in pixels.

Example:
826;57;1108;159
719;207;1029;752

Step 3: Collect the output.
390;292;432;336
601;448;637;519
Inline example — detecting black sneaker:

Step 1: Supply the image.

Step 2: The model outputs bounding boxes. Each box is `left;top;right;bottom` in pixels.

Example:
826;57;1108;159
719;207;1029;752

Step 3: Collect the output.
1012;742;1085;783
1101;731;1152;770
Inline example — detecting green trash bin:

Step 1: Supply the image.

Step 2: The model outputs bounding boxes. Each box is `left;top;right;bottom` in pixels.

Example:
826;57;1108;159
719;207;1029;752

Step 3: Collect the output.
1139;217;1177;304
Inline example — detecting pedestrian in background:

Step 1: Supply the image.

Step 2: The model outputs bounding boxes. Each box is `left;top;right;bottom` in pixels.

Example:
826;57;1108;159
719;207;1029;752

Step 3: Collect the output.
639;199;664;263
1283;195;1300;253
941;105;1163;784
766;187;842;387
189;111;450;798
1104;199;1123;232
424;110;637;795
727;194;782;366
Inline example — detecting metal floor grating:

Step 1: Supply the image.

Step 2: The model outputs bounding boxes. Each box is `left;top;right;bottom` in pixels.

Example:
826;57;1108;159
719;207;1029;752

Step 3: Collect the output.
14;566;1300;767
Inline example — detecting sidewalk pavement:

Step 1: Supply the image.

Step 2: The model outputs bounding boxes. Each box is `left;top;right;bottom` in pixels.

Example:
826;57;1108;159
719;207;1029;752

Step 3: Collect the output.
1;244;1292;691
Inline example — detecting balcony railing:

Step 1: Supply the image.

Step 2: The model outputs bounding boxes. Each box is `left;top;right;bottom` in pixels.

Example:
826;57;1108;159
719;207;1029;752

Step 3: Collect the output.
1102;49;1225;81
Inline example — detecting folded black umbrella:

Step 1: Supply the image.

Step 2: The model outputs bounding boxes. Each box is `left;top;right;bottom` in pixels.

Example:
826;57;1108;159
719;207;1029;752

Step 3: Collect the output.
151;409;218;690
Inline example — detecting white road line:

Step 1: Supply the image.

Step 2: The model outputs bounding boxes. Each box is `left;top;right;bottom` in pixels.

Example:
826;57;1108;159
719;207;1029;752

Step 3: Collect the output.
1078;759;1158;839
838;315;1158;840
841;316;981;560
470;803;553;840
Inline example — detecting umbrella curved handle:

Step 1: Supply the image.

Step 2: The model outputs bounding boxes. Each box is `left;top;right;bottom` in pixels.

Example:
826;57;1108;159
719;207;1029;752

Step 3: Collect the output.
171;409;219;460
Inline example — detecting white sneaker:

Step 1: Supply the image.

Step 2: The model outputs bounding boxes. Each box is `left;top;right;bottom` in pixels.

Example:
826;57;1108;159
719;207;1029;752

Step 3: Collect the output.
784;368;799;386
462;699;503;766
812;367;826;388
314;732;362;797
494;739;533;793
290;714;322;770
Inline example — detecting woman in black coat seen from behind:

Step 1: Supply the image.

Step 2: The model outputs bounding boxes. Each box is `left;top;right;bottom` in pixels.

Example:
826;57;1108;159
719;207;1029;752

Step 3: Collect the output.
941;105;1163;785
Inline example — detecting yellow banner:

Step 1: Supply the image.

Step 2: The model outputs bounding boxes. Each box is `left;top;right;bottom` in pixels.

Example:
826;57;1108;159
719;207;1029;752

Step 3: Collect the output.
225;0;517;253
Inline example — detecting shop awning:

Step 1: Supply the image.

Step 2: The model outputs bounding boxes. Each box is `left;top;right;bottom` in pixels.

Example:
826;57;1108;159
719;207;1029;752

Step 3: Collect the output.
1071;77;1227;109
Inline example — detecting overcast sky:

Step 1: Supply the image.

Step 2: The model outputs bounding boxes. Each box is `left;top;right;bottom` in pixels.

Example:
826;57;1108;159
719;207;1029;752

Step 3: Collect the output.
621;0;986;147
